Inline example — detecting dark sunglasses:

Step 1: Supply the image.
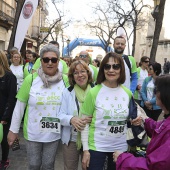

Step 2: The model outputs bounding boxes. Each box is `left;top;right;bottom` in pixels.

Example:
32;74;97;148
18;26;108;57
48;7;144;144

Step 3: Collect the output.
104;64;121;70
79;54;88;58
144;61;149;63
42;57;58;63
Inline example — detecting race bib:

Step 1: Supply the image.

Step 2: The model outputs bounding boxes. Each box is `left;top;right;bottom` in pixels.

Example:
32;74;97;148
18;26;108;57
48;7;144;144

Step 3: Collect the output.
39;117;61;133
106;121;126;137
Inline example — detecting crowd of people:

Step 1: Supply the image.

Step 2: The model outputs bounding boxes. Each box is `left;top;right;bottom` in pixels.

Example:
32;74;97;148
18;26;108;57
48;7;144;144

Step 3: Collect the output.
0;36;170;170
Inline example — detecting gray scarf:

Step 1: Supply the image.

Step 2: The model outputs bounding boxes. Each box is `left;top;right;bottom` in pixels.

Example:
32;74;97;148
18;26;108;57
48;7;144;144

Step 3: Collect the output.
37;66;62;88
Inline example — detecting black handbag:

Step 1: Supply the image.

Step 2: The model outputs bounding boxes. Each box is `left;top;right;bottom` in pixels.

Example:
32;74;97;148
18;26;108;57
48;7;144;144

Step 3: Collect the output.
127;97;148;147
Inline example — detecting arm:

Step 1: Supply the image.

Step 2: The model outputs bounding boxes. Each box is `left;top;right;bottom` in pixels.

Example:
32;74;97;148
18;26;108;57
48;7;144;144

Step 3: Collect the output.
8;100;26;146
130;72;138;94
129;56;138;94
115;130;170;170
57;89;74;126
9;100;26;133
140;78;148;102
81;116;90;170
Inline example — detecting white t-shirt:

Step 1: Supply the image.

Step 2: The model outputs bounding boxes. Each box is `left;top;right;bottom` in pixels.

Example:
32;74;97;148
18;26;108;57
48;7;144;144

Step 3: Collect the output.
81;84;132;152
15;74;66;142
147;79;154;101
10;64;24;91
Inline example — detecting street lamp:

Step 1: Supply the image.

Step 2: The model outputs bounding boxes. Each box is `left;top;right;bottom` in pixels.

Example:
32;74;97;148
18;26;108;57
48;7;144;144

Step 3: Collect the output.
66;39;70;57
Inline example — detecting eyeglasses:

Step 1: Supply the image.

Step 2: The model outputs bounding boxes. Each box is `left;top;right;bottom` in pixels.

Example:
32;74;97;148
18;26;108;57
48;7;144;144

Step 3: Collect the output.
104;64;121;70
13;56;20;59
144;61;149;63
79;54;88;58
73;70;87;76
42;57;58;63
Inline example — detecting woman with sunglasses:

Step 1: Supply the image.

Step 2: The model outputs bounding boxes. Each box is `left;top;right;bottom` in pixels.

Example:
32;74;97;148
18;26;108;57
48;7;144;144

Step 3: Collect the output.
58;60;93;170
113;75;170;170
134;56;149;106
7;44;69;170
140;62;162;121
0;50;17;169
10;51;24;91
81;52;133;170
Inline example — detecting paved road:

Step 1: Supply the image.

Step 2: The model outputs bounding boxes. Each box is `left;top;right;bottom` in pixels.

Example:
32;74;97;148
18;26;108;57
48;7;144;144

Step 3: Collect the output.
0;128;82;170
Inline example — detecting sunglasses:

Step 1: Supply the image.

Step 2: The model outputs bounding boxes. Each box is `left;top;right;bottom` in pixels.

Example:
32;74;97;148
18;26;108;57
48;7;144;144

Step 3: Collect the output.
79;54;88;58
144;61;149;63
104;64;121;70
42;57;58;63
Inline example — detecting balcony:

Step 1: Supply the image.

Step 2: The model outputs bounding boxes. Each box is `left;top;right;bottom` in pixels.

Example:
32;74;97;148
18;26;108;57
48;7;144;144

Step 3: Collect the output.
0;0;15;29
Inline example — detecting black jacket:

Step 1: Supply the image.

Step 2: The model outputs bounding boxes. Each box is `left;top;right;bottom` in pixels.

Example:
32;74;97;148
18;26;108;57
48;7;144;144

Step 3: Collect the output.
0;71;17;122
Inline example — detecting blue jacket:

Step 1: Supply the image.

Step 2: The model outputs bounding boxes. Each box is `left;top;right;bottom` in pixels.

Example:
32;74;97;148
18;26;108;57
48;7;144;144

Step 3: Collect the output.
140;76;161;110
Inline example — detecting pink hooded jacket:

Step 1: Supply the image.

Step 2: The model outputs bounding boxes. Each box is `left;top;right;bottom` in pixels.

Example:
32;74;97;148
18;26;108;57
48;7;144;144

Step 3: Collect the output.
116;117;170;170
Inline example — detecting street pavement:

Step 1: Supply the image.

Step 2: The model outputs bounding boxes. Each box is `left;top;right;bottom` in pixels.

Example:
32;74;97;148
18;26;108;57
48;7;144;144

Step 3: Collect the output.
0;128;82;170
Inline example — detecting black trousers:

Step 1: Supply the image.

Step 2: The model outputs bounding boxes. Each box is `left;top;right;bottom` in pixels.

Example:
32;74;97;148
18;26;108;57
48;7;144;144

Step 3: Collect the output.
1;122;10;161
143;106;162;121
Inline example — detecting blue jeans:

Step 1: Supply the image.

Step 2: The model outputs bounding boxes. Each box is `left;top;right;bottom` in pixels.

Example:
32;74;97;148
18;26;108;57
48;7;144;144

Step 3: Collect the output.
88;150;116;170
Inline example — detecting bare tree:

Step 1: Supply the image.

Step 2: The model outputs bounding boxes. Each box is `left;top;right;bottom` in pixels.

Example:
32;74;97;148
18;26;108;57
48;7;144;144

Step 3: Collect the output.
150;0;166;62
85;3;118;52
85;0;151;55
108;0;151;56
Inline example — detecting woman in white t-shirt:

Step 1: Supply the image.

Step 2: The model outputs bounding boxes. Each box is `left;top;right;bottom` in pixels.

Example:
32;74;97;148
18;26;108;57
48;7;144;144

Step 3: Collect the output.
141;62;162;121
134;56;149;105
81;52;135;170
10;51;24;91
7;44;69;170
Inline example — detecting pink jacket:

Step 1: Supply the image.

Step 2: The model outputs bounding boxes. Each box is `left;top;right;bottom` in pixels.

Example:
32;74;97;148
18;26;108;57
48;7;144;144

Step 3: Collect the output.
116;117;170;170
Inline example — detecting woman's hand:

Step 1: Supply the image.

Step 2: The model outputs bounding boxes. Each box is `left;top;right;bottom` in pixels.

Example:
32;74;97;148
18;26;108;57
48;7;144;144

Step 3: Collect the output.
144;101;152;110
1;121;7;125
70;117;86;132
113;151;123;162
83;116;92;124
131;116;143;126
82;150;90;170
7;131;19;147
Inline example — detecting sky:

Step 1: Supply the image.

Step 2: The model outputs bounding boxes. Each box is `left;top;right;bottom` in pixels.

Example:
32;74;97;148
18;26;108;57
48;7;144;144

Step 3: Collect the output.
46;0;101;22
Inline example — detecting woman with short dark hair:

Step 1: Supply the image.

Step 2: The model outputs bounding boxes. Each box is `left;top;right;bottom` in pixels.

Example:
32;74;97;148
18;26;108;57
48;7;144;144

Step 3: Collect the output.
140;62;162;121
81;52;133;170
113;75;170;170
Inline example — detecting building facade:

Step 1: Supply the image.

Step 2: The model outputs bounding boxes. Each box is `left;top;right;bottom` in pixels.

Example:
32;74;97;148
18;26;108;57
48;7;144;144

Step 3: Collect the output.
135;0;170;65
0;0;48;53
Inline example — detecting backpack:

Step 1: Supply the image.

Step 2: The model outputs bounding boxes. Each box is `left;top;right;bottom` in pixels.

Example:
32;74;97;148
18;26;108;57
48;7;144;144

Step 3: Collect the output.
123;55;132;77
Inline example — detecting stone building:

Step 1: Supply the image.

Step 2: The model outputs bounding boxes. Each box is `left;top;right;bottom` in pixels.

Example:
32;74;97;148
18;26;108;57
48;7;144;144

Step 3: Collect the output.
135;0;170;65
0;0;48;53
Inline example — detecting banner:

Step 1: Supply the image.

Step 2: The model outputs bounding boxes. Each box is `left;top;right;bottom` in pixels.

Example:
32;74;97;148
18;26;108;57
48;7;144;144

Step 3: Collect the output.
14;0;39;51
62;38;114;57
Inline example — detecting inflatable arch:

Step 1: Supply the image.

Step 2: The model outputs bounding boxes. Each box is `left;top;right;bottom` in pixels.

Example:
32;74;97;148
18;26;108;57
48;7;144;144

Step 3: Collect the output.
62;38;113;57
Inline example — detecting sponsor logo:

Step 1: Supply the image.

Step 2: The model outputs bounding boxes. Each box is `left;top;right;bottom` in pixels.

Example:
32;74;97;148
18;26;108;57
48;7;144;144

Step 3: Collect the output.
22;1;33;19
